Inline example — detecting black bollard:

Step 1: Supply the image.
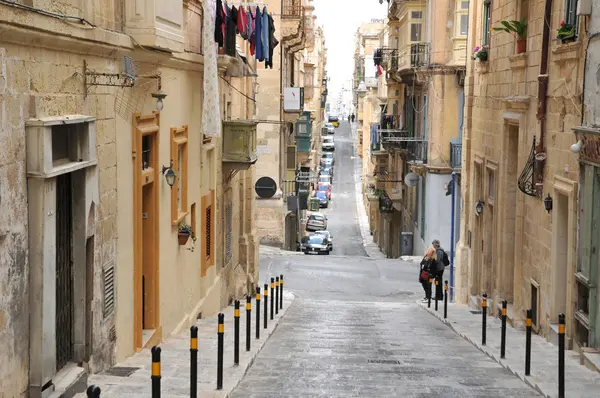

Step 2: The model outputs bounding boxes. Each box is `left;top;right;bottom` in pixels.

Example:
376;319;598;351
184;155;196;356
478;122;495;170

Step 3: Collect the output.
444;280;448;319
256;286;261;339
86;385;101;398
275;277;280;315
234;301;240;365
280;275;284;310
190;326;198;398
501;300;507;359
525;309;532;376
558;313;565;398
246;296;251;352
434;279;439;311
428;277;432;308
263;283;268;329
482;293;487;346
217;313;224;390
270;278;275;320
151;346;161;398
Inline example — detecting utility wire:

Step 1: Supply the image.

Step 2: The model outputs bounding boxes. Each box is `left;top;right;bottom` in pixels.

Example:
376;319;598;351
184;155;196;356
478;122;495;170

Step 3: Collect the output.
219;75;257;103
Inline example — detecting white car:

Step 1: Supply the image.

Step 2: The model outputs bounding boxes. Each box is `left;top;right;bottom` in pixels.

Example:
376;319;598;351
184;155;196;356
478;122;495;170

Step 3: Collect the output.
326;123;335;134
318;175;331;184
322;136;335;151
306;213;328;231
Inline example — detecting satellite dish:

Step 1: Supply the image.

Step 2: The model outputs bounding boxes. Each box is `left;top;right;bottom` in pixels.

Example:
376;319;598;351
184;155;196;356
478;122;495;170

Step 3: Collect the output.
255;177;277;199
405;172;419;187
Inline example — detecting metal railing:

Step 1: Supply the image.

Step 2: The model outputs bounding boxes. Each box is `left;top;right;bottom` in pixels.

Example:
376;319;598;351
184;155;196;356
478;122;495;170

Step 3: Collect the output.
281;180;297;200
450;142;462;169
379;115;403;132
282;0;303;18
389;49;398;72
407;140;428;163
410;43;429;67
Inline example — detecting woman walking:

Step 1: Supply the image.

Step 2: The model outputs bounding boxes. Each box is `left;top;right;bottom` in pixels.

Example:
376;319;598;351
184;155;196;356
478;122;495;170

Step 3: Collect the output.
419;248;436;303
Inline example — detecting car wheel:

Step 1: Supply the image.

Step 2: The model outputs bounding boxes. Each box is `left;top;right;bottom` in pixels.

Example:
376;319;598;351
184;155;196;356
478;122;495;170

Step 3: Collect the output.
304;252;309;255
325;251;330;255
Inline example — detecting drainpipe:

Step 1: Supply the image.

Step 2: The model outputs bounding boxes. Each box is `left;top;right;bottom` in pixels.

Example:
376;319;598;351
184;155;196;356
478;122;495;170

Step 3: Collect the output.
534;0;553;192
450;171;456;302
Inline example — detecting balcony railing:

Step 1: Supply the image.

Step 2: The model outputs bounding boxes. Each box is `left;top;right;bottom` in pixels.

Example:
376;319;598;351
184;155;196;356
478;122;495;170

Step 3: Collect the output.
450;142;462;169
406;140;428;163
379;115;403;132
379;194;394;213
410;43;429;67
281;179;297;200
389;49;398;72
282;0;303;18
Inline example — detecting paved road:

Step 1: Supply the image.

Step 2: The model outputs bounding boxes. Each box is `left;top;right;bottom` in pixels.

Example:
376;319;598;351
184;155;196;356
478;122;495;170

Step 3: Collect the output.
318;121;367;257
231;122;539;397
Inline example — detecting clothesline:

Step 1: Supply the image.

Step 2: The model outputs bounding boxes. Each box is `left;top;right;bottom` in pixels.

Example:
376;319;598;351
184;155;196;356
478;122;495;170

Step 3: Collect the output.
226;2;267;6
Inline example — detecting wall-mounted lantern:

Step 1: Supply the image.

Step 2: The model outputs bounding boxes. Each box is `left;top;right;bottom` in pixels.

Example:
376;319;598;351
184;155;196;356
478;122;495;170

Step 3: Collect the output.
161;161;176;187
151;76;167;111
544;193;553;213
475;200;484;216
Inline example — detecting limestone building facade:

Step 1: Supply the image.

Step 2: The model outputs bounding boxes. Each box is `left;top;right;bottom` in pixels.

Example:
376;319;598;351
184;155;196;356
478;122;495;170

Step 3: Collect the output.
456;0;584;350
0;1;259;396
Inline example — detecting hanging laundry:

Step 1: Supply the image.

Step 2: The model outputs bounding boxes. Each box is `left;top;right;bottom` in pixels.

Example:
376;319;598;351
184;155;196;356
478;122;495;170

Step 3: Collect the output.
226;5;238;57
214;0;224;47
249;7;255;55
238;6;248;40
266;13;278;69
261;6;270;64
255;6;263;61
203;0;221;137
374;48;383;66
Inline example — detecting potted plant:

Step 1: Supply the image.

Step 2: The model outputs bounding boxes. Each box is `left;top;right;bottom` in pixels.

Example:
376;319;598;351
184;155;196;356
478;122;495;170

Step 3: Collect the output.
493;18;527;54
472;45;489;61
178;223;195;246
557;20;576;43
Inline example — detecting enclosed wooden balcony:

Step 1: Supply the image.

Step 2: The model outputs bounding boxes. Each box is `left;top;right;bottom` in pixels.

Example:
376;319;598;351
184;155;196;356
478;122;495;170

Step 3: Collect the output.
222;120;258;170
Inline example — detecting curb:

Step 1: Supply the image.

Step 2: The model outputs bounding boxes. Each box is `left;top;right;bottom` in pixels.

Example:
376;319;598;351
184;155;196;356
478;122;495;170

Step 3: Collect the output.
417;301;550;397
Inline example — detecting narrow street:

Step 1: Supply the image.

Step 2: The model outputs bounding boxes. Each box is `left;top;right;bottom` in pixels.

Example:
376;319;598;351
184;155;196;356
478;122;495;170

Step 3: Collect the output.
230;123;540;397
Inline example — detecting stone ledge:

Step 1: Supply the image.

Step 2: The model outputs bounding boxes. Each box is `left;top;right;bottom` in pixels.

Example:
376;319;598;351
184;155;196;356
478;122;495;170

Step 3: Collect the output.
509;53;528;69
552;40;582;63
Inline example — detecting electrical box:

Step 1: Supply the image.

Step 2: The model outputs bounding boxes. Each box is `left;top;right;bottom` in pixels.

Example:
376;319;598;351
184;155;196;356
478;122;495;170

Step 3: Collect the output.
309;198;320;212
577;0;592;15
401;232;414;256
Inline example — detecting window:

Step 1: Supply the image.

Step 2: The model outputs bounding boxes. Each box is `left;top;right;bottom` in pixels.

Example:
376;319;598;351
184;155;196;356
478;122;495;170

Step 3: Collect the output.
487;167;495;204
483;0;491;46
184;0;203;54
410;23;422;42
461;0;469;9
142;135;151;170
225;202;232;265
201;191;215;275
565;0;579;33
170;125;189;225
191;203;196;236
205;206;212;259
459;14;469;36
411;11;423;19
52;125;73;165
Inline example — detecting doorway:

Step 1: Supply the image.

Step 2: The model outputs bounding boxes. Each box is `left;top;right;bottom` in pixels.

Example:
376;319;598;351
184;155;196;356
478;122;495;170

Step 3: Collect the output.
503;124;519;300
472;161;483;296
55;173;74;371
133;112;160;350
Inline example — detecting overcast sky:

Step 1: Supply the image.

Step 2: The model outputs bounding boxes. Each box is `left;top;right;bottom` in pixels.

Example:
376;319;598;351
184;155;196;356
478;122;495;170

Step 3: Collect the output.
312;0;388;112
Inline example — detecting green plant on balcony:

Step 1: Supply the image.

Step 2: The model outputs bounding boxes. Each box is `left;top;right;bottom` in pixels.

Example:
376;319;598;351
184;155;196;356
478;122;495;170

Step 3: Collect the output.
472;45;489;61
493;18;527;54
557;20;576;43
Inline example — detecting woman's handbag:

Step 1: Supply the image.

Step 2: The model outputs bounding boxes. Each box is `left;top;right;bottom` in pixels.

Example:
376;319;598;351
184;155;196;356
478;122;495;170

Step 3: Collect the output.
420;270;430;281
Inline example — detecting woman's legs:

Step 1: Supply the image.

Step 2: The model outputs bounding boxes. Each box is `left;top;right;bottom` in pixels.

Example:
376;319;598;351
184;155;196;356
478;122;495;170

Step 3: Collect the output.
421;278;431;298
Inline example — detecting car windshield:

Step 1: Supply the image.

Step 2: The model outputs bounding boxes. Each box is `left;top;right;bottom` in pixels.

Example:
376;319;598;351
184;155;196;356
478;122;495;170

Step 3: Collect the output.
308;236;324;244
316;192;327;199
322;153;333;158
317;185;329;191
319;177;330;182
321;169;330;175
315;231;330;238
310;214;324;221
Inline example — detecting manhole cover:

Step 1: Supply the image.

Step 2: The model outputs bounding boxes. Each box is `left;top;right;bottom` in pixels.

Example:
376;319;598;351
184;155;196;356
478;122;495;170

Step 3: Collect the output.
102;366;139;377
368;359;401;365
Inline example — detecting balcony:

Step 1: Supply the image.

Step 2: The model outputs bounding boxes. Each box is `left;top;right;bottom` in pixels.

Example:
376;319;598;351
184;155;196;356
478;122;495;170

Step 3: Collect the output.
397;42;430;73
124;0;185;52
450;142;462;170
283;0;303;19
295;112;312;153
389;49;398;72
222;120;258;170
379;194;395;214
405;140;428;163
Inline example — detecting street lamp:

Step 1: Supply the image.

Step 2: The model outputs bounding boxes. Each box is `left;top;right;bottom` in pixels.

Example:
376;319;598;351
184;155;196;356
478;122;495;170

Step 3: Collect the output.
475;200;484;216
161;161;177;187
544;194;553;213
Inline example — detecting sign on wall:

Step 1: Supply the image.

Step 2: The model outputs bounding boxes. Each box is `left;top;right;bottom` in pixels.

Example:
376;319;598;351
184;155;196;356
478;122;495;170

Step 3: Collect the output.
284;88;301;111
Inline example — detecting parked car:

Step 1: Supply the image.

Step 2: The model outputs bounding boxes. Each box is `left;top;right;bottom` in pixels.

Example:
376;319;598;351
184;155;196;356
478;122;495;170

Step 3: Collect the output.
314;191;329;208
326;123;335;134
318;175;331;185
313;230;333;251
320;166;333;179
328;115;339;128
322;136;335;151
321;152;334;166
306;213;327;231
316;183;332;200
302;234;330;255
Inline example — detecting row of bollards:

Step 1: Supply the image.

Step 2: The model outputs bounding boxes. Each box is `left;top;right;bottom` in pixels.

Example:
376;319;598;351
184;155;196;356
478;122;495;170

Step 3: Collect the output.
87;274;286;397
478;293;566;398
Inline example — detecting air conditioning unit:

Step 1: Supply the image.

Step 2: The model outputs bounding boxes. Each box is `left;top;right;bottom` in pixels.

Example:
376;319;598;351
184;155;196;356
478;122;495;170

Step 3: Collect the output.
577;0;592;15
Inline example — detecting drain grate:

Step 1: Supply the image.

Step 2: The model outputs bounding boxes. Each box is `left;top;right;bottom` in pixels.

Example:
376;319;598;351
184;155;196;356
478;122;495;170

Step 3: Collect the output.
469;310;482;314
102;366;139;377
368;359;401;365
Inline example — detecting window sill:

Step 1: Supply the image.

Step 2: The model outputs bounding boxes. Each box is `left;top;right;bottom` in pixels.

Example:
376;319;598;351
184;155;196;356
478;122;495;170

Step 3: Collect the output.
552;40;581;63
474;60;489;74
508;52;528;69
172;211;189;226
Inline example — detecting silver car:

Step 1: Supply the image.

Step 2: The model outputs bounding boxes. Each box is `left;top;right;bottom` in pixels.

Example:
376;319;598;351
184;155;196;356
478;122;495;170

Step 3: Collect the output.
313;230;333;251
306;213;327;231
